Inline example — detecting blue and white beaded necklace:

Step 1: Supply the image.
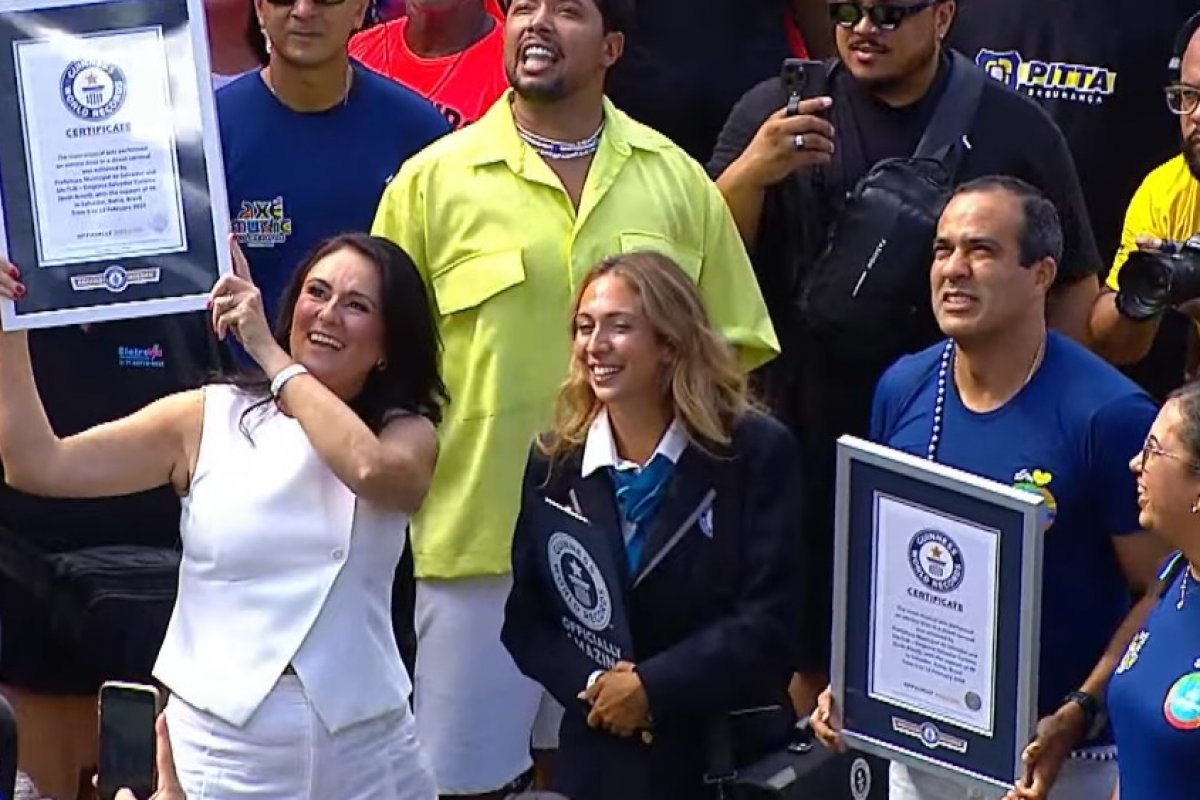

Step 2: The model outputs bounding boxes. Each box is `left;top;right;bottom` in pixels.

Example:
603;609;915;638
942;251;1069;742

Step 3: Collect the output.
927;337;1046;462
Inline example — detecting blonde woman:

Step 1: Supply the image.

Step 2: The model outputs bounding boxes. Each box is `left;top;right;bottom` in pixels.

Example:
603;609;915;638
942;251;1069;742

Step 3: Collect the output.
501;252;804;800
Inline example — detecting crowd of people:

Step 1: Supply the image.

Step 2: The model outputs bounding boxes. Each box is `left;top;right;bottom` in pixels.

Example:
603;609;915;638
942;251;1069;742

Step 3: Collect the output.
2;0;1200;799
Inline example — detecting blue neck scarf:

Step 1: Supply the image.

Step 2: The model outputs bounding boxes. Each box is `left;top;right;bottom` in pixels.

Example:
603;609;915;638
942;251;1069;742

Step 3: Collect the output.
608;453;676;571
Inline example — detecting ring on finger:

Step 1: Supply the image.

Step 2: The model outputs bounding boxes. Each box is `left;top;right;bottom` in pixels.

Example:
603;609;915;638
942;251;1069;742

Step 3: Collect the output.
793;133;806;151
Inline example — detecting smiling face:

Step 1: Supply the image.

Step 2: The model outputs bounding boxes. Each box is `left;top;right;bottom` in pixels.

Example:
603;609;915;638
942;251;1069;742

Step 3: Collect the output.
287;246;386;400
1131;400;1200;540
572;273;671;413
504;0;622;103
930;189;1054;346
256;0;367;69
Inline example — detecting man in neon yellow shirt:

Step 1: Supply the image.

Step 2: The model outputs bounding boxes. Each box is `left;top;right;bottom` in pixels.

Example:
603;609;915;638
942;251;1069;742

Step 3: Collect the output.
371;0;778;795
1091;16;1200;374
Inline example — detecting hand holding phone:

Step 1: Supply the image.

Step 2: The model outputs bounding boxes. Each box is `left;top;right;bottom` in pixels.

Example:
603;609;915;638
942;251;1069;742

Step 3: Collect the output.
97;682;161;800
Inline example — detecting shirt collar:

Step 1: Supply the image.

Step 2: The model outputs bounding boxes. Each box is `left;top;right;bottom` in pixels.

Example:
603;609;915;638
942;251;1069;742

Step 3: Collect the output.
465;91;667;170
581;409;688;478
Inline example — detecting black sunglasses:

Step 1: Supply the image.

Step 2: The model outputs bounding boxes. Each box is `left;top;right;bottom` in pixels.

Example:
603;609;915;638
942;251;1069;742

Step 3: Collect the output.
827;1;938;31
263;0;348;6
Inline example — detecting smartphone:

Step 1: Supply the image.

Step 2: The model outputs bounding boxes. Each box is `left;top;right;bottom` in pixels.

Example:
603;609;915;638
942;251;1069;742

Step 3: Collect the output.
97;682;161;800
781;58;829;117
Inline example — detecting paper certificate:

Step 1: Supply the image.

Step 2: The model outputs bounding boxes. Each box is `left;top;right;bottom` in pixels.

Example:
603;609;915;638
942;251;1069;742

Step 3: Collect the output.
13;26;187;268
868;492;1000;735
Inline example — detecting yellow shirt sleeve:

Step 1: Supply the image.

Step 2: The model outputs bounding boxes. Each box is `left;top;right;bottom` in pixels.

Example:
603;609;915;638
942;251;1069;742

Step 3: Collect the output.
1108;172;1162;291
371;161;429;283
695;178;780;371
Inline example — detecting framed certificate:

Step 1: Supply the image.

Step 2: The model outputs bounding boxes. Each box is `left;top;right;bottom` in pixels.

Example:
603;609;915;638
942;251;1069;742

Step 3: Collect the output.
0;0;231;330
831;435;1044;795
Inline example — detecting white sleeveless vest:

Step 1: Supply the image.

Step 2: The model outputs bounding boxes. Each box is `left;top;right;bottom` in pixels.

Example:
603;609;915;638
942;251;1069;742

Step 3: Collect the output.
153;385;411;732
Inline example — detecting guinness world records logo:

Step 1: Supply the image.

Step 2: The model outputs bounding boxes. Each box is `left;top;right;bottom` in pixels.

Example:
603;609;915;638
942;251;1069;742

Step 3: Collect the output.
548;532;612;632
60;59;127;120
908;529;965;593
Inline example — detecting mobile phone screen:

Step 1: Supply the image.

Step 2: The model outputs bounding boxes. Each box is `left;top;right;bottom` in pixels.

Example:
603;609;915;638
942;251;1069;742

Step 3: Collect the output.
97;685;157;800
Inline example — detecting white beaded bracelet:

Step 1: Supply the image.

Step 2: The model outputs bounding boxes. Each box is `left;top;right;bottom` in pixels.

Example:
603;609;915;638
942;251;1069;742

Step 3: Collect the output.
270;363;309;399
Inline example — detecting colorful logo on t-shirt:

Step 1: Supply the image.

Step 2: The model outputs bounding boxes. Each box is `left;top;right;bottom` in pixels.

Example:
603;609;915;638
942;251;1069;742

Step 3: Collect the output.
1117;630;1150;675
1164;672;1200;730
974;49;1117;106
232;197;293;248
1013;468;1058;530
908;529;965;593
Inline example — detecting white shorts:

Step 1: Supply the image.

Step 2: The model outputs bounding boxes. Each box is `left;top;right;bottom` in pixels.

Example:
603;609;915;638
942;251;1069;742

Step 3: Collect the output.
888;752;1117;800
414;575;543;794
165;676;436;800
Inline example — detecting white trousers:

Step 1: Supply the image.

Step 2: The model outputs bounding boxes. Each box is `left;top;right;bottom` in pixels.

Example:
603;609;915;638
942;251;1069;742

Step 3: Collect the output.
165;676;436;800
889;755;1118;800
414;575;543;794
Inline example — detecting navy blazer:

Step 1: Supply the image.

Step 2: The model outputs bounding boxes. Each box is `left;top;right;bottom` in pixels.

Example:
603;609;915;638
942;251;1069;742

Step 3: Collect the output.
502;411;806;800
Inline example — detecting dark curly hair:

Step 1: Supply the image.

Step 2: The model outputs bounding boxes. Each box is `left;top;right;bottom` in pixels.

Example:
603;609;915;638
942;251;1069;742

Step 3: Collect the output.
219;234;449;434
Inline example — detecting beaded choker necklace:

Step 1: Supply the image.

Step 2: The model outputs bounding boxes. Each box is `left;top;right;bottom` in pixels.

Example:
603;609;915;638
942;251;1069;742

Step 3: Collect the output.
927;338;1045;462
515;121;605;160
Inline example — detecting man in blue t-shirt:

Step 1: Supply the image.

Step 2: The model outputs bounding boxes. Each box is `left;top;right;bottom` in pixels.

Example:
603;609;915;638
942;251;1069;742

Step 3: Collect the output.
812;176;1169;800
218;0;447;323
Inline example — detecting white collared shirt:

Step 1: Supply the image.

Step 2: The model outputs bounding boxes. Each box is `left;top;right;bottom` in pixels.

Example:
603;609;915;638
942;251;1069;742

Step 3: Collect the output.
581;410;688;542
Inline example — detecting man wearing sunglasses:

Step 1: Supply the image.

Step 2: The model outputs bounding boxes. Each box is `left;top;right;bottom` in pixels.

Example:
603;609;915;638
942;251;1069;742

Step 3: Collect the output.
1090;14;1200;384
708;0;1100;720
217;0;447;325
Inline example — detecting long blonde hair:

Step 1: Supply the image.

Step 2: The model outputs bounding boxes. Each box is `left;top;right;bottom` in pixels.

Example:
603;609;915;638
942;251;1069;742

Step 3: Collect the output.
539;251;755;460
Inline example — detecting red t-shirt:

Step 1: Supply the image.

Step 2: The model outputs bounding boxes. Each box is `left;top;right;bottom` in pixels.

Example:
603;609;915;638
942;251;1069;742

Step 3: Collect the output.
350;17;509;130
486;0;504;19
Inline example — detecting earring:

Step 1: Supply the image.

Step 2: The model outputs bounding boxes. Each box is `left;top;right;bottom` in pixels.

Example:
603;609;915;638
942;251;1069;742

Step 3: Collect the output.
1191;498;1200;514
375;358;387;372
261;28;272;55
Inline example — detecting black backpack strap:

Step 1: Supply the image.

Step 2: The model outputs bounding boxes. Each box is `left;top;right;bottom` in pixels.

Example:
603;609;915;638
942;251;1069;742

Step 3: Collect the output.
913;51;986;173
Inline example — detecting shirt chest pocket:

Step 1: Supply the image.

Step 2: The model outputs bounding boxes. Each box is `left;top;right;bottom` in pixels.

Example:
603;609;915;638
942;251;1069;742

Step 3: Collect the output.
430;249;540;416
431;249;527;317
618;232;703;283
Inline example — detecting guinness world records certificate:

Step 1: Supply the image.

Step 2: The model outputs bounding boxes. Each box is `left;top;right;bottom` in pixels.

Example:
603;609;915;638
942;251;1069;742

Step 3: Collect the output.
831;436;1045;795
0;0;230;330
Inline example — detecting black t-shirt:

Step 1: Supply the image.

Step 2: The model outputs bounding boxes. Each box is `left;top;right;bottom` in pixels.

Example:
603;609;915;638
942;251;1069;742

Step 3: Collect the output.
949;0;1200;402
0;313;226;552
710;52;1100;369
709;54;1100;672
606;0;792;162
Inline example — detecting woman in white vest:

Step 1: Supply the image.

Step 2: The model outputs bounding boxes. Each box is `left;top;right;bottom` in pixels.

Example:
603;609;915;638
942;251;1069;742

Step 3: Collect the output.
0;233;446;799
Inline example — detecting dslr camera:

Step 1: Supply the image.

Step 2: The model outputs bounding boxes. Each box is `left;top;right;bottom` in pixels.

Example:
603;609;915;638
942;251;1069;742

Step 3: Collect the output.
1116;235;1200;320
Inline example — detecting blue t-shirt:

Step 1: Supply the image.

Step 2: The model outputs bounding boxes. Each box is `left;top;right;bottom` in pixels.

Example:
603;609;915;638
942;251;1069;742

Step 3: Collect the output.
217;63;448;321
1109;553;1200;800
870;332;1156;741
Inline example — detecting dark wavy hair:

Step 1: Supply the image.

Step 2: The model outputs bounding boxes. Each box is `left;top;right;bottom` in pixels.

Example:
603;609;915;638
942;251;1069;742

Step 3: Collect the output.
220;234;448;434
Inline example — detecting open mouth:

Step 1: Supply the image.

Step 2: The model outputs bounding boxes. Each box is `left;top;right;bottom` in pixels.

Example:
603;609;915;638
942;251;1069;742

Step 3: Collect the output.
941;290;977;312
307;331;344;351
589;363;622;384
520;42;560;72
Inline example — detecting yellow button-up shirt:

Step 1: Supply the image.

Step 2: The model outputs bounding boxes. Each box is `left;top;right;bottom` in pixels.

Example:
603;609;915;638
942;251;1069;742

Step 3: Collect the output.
372;92;779;579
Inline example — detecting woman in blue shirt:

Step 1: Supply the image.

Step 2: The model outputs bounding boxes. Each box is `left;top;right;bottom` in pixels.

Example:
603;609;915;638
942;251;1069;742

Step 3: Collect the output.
1109;380;1200;799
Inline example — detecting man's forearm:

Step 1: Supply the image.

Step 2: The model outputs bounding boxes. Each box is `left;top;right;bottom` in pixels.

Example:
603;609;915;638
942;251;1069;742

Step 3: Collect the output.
715;160;768;248
1087;290;1162;366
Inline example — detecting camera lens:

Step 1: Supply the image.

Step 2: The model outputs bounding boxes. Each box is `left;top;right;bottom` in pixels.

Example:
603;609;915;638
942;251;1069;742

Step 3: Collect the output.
1117;250;1173;320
